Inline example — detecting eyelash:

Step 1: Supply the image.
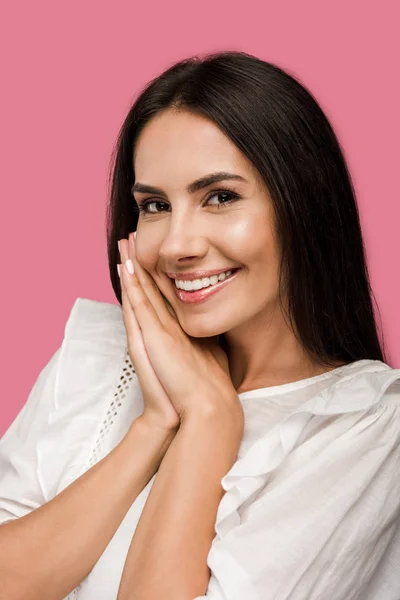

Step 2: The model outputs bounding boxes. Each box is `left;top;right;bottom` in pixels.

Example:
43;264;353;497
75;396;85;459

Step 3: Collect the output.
135;189;241;215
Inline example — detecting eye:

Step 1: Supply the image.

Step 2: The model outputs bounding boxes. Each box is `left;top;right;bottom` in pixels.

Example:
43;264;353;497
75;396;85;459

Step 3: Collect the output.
206;190;241;209
135;189;241;215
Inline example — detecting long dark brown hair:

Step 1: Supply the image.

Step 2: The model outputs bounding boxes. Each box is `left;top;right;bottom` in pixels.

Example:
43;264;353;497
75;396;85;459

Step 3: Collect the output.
105;50;389;369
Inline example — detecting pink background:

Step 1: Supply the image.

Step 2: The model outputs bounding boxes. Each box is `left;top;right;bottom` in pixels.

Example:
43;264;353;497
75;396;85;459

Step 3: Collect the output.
0;1;399;437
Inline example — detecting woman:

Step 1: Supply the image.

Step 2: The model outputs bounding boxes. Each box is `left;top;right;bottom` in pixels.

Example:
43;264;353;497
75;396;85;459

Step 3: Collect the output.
1;50;399;599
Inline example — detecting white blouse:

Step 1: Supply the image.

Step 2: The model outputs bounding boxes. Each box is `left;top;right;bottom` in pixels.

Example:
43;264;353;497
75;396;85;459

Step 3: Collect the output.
1;297;400;600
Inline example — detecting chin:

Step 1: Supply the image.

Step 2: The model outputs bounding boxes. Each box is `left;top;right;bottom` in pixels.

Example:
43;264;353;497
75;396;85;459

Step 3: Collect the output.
178;320;223;339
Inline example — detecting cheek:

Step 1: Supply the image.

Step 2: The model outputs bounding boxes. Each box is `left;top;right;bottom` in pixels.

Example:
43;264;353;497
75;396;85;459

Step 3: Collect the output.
225;223;275;269
135;244;157;272
225;213;274;253
224;220;254;253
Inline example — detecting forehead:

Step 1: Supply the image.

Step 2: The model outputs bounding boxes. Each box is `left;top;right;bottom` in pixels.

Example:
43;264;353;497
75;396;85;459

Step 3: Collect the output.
132;109;254;181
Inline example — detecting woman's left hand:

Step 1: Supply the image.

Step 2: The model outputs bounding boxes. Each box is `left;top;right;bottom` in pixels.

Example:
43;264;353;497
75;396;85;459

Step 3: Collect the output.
118;232;244;431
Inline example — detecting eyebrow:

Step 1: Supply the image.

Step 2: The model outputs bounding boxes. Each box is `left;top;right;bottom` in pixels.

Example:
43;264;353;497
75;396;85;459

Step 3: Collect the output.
130;171;248;197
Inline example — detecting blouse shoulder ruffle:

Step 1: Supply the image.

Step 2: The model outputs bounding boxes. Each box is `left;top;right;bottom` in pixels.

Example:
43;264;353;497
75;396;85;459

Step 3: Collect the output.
192;361;400;599
36;297;129;501
0;297;128;525
215;360;400;540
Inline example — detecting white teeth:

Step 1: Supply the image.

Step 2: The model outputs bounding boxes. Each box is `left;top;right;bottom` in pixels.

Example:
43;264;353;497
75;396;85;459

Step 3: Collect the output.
175;270;234;291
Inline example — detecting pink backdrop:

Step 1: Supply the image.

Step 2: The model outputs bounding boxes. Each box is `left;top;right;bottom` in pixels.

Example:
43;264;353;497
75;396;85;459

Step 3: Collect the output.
0;1;399;437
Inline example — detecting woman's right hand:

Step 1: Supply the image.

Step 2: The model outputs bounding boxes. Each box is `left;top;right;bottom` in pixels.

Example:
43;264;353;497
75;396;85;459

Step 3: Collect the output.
118;236;180;435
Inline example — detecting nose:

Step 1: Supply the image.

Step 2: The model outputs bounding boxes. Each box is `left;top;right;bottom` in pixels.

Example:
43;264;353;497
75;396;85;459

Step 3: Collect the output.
157;219;209;268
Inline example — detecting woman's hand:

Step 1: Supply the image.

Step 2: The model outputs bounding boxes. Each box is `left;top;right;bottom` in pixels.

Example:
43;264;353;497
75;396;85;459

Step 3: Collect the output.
118;236;180;434
118;232;244;432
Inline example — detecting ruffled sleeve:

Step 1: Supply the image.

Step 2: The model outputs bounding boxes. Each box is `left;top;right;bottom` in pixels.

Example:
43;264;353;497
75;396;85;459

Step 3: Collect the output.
0;297;128;523
193;369;400;600
0;347;61;525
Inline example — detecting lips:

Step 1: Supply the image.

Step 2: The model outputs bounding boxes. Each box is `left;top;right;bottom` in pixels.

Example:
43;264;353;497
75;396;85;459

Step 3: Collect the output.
173;267;241;288
167;267;241;281
170;268;242;304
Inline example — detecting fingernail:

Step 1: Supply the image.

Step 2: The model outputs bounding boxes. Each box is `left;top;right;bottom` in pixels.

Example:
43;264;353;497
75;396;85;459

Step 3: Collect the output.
133;231;137;239
125;259;134;274
117;264;121;278
118;240;121;254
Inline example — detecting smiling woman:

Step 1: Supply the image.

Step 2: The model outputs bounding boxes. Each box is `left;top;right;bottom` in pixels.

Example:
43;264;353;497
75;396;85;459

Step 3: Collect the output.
107;52;388;389
1;50;399;600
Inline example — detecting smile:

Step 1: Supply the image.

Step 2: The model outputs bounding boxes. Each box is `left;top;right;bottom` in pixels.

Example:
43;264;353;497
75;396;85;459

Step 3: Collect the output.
171;268;242;304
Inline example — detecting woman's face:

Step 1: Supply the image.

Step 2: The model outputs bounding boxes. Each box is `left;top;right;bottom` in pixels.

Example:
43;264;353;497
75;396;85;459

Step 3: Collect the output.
132;109;282;340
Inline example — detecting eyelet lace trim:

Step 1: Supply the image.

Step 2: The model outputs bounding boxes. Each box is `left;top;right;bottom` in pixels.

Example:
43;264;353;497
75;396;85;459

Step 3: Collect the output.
64;351;135;599
87;352;135;469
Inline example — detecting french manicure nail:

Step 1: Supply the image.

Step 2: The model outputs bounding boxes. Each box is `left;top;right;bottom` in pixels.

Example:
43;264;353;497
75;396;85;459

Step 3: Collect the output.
125;259;134;274
117;264;121;278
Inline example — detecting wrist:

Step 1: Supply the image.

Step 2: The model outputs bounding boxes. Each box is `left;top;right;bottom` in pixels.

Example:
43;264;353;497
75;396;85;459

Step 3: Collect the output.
137;411;180;436
128;414;179;453
181;401;244;440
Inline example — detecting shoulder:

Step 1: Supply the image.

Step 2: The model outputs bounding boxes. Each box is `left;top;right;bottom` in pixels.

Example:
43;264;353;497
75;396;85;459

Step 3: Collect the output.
378;374;400;408
209;362;400;599
55;296;128;404
39;297;130;498
64;297;126;348
273;361;400;458
0;298;132;524
54;295;129;408
305;359;400;416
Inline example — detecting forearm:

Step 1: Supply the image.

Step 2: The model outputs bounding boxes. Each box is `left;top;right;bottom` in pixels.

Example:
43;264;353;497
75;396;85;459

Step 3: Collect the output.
117;408;243;600
0;417;175;600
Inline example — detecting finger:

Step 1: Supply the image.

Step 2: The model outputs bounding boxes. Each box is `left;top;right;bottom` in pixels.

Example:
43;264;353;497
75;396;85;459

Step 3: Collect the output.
127;233;178;325
119;259;164;383
119;242;167;349
118;257;145;347
118;260;180;429
118;241;146;343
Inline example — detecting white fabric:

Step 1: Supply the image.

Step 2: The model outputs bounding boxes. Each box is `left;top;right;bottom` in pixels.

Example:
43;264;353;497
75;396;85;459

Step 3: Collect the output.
1;297;400;600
